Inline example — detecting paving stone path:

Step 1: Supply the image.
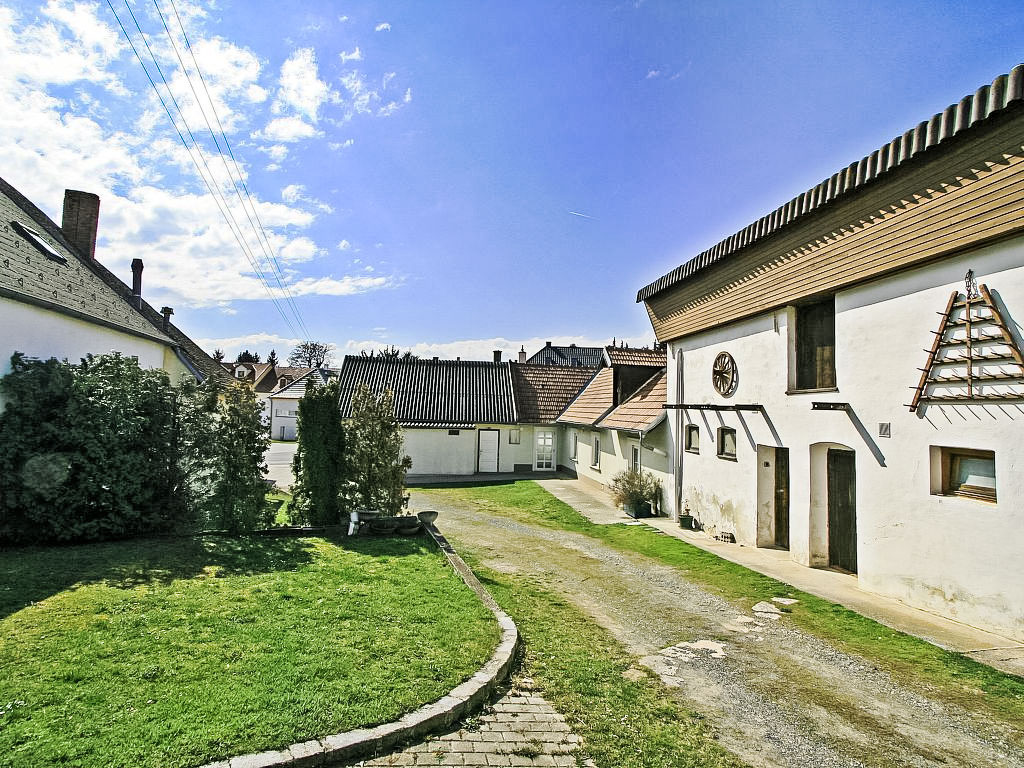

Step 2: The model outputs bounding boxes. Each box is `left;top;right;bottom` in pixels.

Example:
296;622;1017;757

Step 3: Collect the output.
356;679;589;767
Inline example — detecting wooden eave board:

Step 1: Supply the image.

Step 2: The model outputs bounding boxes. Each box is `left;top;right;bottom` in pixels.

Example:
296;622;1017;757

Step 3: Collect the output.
645;114;1024;343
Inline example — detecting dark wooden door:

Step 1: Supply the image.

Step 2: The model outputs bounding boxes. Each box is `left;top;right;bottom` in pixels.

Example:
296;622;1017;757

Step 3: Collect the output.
774;447;790;549
827;449;857;573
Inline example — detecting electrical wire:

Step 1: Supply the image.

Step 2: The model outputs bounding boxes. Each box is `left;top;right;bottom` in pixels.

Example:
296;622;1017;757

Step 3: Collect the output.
105;0;304;340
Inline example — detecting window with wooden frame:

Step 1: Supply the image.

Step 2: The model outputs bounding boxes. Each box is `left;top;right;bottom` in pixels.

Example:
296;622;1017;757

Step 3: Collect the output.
509;428;520;444
684;424;700;453
716;426;737;460
793;298;836;391
938;447;996;501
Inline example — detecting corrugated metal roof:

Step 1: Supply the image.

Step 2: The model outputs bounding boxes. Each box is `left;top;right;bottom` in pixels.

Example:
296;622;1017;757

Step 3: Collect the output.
337;356;517;426
525;343;604;367
637;63;1024;304
597;369;667;433
556;367;615;426
510;363;596;424
603;346;666;368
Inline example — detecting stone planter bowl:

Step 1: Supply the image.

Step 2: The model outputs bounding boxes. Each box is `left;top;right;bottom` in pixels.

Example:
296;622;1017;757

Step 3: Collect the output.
417;510;439;525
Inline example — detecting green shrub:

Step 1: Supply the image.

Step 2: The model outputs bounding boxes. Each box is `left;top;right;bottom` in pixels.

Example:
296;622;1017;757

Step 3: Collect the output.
290;380;347;526
343;384;412;516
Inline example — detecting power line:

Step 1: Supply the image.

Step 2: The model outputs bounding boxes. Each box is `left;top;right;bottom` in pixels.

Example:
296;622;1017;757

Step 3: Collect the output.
155;0;312;339
105;0;305;340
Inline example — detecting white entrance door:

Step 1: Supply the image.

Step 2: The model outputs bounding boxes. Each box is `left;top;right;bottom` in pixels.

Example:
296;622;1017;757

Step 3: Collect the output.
478;430;499;473
534;430;555;471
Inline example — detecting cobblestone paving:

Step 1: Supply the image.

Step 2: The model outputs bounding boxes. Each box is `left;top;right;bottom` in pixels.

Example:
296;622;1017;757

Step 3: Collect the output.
357;679;589;767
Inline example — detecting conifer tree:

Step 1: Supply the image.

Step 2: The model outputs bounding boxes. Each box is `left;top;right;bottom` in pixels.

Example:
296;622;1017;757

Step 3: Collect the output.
291;380;346;525
344;384;412;516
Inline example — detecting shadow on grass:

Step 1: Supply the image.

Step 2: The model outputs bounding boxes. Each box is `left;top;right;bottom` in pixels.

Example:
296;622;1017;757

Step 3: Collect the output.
0;530;443;622
407;479;520;489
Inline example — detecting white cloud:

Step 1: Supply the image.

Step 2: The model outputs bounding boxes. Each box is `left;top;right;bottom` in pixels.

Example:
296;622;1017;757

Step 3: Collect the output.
254;116;321;142
273;47;333;121
196;332;302;359
374;22;391;32
339;46;362;63
281;184;304;203
280;184;333;213
288;274;396;296
404;88;413;103
328;138;355;150
329;335;655;363
646;69;661;79
338;15;349;22
337;239;352;250
278;236;323;263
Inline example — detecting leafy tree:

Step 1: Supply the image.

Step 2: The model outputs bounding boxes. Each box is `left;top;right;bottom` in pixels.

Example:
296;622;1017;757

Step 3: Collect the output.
212;348;225;362
288;341;334;368
266;349;279;367
290;380;346;526
360;345;417;360
202;383;271;533
344;383;412;516
236;350;261;363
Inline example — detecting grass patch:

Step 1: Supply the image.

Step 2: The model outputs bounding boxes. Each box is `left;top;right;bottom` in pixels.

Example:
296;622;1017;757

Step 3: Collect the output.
0;534;498;768
421;482;1024;732
469;557;744;768
264;490;293;525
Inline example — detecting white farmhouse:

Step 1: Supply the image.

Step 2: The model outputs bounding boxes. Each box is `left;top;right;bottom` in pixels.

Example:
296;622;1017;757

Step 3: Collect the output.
0;177;223;407
637;65;1024;640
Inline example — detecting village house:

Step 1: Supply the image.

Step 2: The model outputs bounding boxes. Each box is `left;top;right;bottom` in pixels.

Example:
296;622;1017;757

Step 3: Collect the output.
268;367;336;441
637;65;1024;640
0;178;223;407
524;341;604;367
556;346;672;515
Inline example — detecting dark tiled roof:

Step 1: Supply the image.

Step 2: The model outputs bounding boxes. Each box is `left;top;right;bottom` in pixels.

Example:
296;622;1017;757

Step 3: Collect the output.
0;175;226;382
597;369;667;433
337;356;516;427
525;343;604;367
510;363;596;424
556;368;615;426
637;63;1024;303
603;346;666;368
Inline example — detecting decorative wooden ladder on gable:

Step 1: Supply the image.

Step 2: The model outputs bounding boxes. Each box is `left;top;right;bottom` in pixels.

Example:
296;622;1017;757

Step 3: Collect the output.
909;276;1024;412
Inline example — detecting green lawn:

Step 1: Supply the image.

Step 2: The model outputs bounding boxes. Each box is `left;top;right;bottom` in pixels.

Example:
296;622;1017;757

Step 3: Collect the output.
0;534;498;768
264;490;293;525
470;557;744;768
421;481;1024;733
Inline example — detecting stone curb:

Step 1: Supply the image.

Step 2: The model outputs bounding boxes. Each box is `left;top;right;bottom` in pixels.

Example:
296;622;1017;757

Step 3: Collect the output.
199;524;521;768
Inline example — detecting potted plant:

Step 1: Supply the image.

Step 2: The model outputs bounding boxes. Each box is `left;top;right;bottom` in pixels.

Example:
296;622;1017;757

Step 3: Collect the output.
610;469;660;519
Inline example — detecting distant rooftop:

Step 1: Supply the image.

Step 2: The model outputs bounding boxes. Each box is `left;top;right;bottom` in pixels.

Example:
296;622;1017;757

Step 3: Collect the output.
525;342;604;367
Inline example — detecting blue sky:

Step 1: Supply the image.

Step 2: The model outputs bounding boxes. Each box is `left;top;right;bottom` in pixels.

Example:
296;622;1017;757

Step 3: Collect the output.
2;1;1022;362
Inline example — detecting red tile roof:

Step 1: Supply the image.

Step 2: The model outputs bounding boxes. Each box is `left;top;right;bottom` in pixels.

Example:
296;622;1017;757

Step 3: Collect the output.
597;370;667;433
510;364;596;424
556;368;614;426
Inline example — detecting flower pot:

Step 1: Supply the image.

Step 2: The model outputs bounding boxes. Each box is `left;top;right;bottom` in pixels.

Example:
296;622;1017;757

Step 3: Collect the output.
417;510;438;525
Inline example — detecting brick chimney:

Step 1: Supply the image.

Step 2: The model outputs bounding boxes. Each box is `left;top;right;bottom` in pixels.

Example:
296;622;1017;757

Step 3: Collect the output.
131;258;143;307
61;190;100;260
518;346;526;363
493;350;501;363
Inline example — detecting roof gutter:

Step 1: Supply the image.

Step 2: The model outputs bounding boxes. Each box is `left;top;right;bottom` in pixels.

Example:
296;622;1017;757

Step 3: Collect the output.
174;346;205;382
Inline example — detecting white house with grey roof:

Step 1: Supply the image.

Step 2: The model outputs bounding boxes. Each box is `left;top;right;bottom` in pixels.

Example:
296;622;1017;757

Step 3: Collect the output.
269;367;336;441
0;178;222;409
637;65;1024;641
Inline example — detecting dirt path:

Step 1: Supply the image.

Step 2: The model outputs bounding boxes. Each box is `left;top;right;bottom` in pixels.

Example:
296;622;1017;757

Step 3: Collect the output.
410;491;1024;768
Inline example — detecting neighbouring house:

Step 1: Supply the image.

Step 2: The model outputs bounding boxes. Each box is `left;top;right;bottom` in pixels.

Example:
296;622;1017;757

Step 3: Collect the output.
337;354;521;475
637;65;1024;640
524;341;604;367
223;361;277;420
268;367;335;441
510;362;599;472
0;177;223;408
556;348;671;515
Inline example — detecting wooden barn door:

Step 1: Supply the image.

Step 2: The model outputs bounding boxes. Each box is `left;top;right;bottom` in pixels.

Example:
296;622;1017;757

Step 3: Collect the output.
827;448;857;573
774;447;790;549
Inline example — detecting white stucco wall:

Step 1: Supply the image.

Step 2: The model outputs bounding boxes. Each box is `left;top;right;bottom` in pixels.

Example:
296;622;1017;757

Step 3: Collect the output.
270;396;300;441
560;422;673;515
1;298;188;410
665;237;1024;640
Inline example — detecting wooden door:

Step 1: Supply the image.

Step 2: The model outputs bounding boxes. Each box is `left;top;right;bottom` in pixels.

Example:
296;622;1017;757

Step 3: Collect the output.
774;447;790;549
827;448;857;573
478;430;499;473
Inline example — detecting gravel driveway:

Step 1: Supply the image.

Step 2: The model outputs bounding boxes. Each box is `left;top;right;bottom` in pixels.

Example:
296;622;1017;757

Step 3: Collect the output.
409;490;1024;768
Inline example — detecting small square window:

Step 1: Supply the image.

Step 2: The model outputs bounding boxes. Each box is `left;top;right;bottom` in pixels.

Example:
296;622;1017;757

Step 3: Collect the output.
509;428;520;445
939;447;996;501
684;424;700;453
448;429;460;436
716;427;737;460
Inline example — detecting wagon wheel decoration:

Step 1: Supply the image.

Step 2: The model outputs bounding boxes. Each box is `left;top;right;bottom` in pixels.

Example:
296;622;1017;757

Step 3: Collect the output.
712;351;738;397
